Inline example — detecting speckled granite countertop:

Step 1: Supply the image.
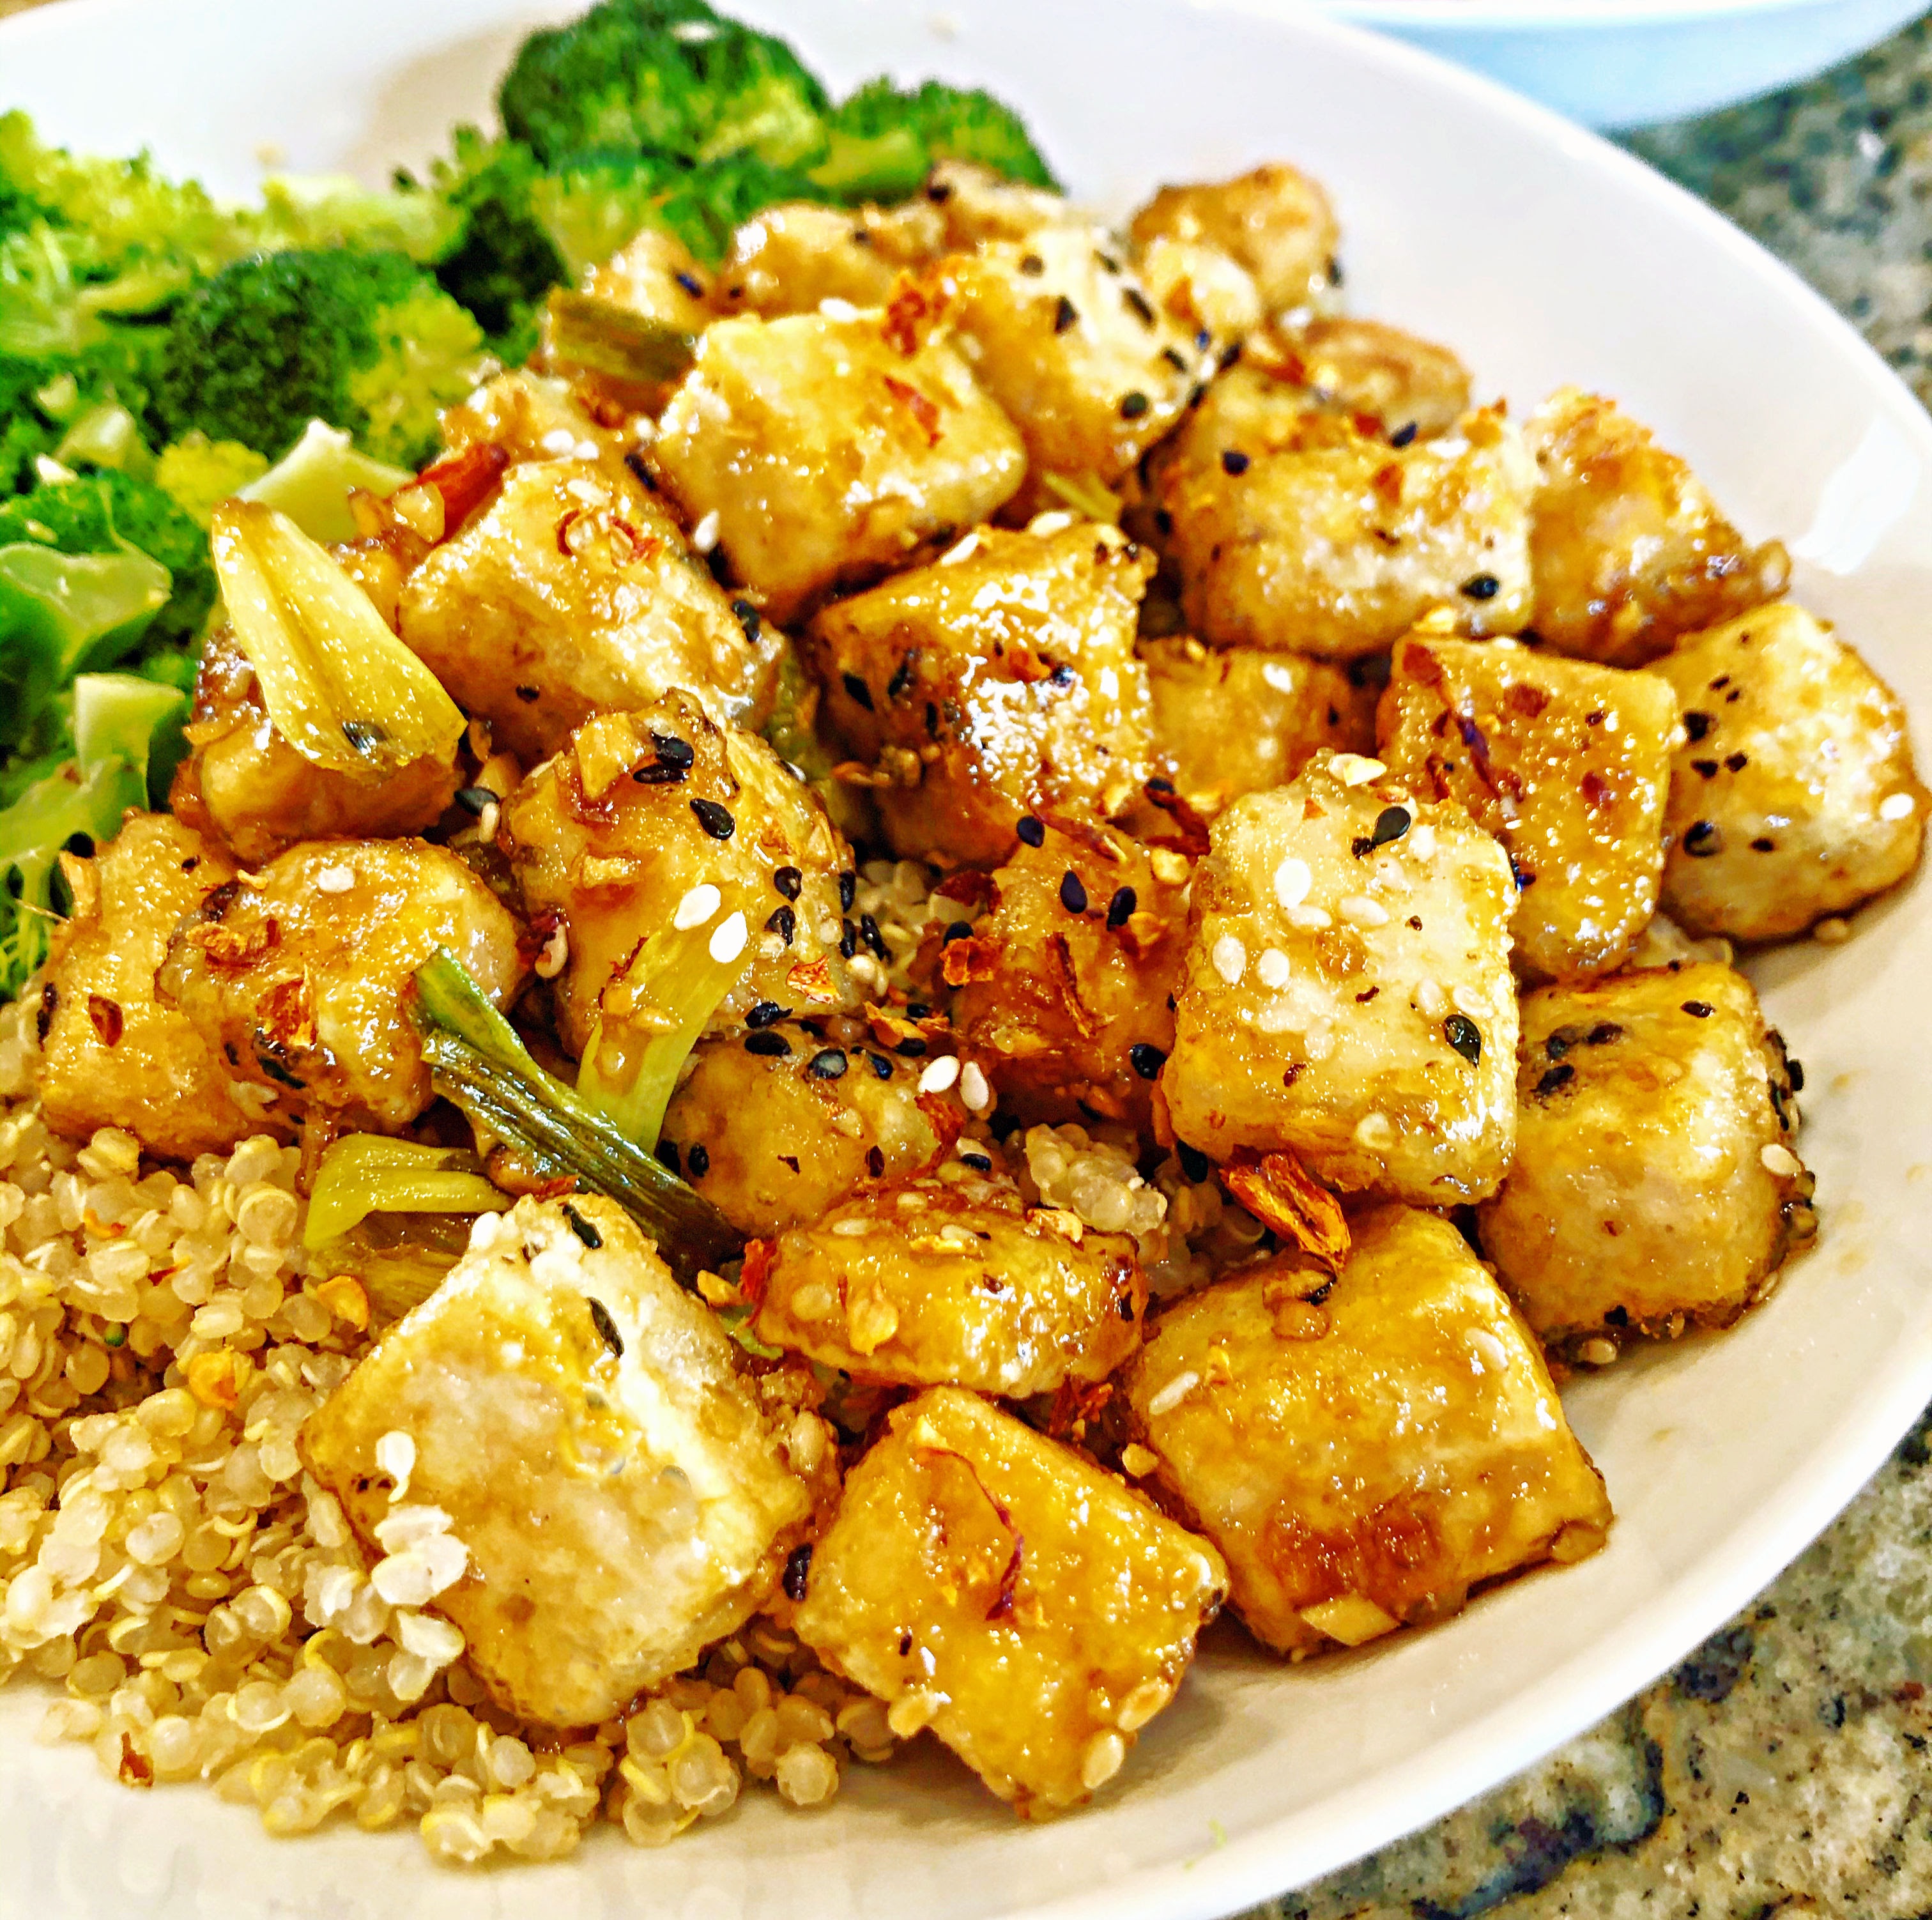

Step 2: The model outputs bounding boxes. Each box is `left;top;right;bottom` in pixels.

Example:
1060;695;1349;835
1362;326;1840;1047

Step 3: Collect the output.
1246;22;1932;1916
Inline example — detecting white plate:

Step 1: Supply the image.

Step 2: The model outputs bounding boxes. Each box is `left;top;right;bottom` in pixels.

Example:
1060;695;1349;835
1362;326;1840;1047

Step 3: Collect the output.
3;3;1931;1916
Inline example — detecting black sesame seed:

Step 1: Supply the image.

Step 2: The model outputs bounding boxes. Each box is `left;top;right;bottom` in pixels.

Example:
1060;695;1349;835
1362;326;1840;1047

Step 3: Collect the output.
1371;804;1412;849
807;1048;847;1080
773;865;803;900
633;762;686;785
1054;295;1078;334
841;672;874;712
1049;661;1075;686
1129;1042;1167;1080
1221;449;1250;476
1161;345;1189;371
1535;1062;1576;1098
1107;886;1137;929
686;1144;710;1179
1177;1142;1211;1183
1443;1013;1482;1066
1459;573;1501;601
942;920;974;945
894;1036;928;1058
1016;815;1045;847
691;797;735;840
1586;1022;1623;1046
675;270;705;298
1510;855;1537;891
839;919;859;959
838;871;857;912
656;1140;680;1177
562;1202;602;1250
766;904;796;945
961;1151;992;1172
746;1001;786;1029
1059;871;1089;914
1683;820;1722;857
887;656;914;700
865;1145;885;1178
1752;836;1776;852
745;1030;793;1056
730;599;762;643
1692;759;1720;778
1680;1000;1715;1020
1123;285;1156;325
1725;751;1749;772
867;1051;894;1080
1389;420;1418;448
783;1542;813;1601
1789;1059;1805;1092
1685;711;1713;742
585;1296;623;1358
860;913;888;960
1119;390;1151;420
515;684;540;702
454;786;496;816
906;1001;931;1020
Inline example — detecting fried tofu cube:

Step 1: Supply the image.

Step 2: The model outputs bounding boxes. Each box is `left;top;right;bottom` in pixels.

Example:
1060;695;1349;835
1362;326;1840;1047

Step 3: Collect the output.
716;199;945;317
1142;636;1376;817
500;691;859;1061
1133;236;1262;349
1653;603;1928;939
807;521;1156;866
924;160;1072;248
1377;634;1680;980
1165;751;1517;1201
949;817;1187;1130
435;369;634;491
302;1195;811;1728
1129;164;1340;317
36;812;282;1159
792;1385;1225;1815
913;225;1202;514
650;311;1027;626
1266;317;1473;439
398;456;783;765
661;1018;965;1235
1122;1205;1611;1657
1478;963;1814;1352
155;838;524;1132
754;1171;1145;1396
1161;402;1537;661
1526;388;1790;668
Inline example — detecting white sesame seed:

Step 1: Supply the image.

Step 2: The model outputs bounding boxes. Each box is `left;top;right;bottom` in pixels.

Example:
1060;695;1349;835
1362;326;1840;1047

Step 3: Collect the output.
1407;822;1437;861
818;296;862;321
1813;916;1853;944
315;864;355;895
691;509;722;553
939;530;981;566
918;1056;962;1094
1146;1370;1199;1417
709;910;748;964
1330;754;1386;788
1286;904;1332;931
534;923;570;979
1026;510;1077;537
1577;1337;1619;1367
572;438;601;463
1880;791;1917;822
1272;857;1312;909
1256;948;1290;988
1761;1142;1802;1178
1338;895;1390;928
1354;1112;1393;1149
960;1061;992;1112
1261;661;1298;695
632;415;657;444
1211;933;1246;984
374;1431;415;1502
831;1218;872;1238
1416;978;1448;1018
476;801;500;842
674;883;721;930
539;427;576;456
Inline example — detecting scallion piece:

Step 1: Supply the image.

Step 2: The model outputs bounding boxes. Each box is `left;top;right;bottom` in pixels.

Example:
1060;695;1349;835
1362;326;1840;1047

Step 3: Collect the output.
545;289;698;390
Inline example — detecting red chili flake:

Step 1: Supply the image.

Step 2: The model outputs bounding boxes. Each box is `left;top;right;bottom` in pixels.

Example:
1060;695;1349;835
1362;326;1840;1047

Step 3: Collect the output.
882;374;943;447
1220;1147;1349;1274
416;440;510;534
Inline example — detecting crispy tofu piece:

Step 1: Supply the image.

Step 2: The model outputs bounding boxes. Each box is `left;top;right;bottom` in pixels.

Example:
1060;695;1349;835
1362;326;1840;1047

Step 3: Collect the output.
579;227;718;331
1142;636;1377;817
36;813;281;1159
155;838;524;1132
1123;1206;1611;1657
1266;318;1473;439
501;692;859;1060
1161;402;1537;661
1377;634;1680;981
1526;388;1790;668
398;457;782;765
436;369;631;484
1165;751;1518;1201
1133;236;1262;349
661;1017;964;1234
1129;164;1340;317
949;817;1187;1131
302;1195;811;1728
169;626;459;867
912;225;1203;514
717;199;946;316
1478;963;1814;1352
807;521;1156;866
792;1385;1225;1815
1653;603;1927;939
650;311;1027;626
924;161;1072;248
754;1171;1145;1395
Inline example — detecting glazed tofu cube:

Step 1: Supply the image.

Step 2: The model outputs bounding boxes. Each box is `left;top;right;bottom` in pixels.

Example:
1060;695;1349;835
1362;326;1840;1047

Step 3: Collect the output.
1478;963;1814;1353
1376;633;1680;980
1267;317;1473;440
1165;751;1518;1202
1526;388;1790;668
753;1173;1145;1396
1161;403;1537;661
924;160;1072;248
806;521;1155;866
1122;1205;1611;1657
792;1385;1225;1815
156;838;524;1132
499;691;859;1061
1129;164;1340;317
1653;603;1928;939
37;812;283;1159
1142;636;1376;818
716;199;945;317
436;369;632;482
661;1019;965;1236
650;311;1027;625
913;224;1203;514
1133;236;1262;349
302;1195;811;1728
949;817;1188;1130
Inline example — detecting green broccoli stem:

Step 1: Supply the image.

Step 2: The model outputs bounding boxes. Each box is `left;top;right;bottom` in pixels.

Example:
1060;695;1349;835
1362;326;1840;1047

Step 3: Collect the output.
410;951;743;1284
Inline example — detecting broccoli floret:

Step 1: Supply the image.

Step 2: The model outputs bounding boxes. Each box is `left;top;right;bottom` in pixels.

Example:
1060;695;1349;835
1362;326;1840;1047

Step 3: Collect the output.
154;248;488;468
498;0;831;171
426;130;571;348
0;330;165;494
807;77;1057;203
154;433;270;527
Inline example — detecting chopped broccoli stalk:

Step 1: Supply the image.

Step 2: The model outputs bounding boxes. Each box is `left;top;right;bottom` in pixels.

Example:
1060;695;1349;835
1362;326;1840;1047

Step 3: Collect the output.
0;543;170;740
53;400;153;479
808;77;1058;202
155;247;487;468
254;173;459;264
155;433;270;528
411;950;744;1284
544;289;696;390
303;1134;506;1250
1;334;163;495
236;419;411;546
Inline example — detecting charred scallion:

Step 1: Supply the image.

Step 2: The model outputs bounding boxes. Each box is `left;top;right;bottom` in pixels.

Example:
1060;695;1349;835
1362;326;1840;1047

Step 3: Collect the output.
544;289;698;390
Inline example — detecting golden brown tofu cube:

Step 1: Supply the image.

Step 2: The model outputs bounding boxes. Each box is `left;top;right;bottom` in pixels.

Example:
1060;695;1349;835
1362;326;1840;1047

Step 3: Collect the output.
1478;963;1814;1353
1267;317;1473;439
650;311;1027;626
807;521;1155;866
717;199;945;316
913;224;1202;514
1162;403;1537;661
949;817;1186;1130
169;626;459;868
1133;236;1262;349
754;1171;1145;1396
37;812;282;1160
1129;164;1340;317
302;1195;811;1728
1165;751;1518;1202
1653;602;1927;939
579;227;718;331
792;1385;1225;1815
499;691;859;1061
1142;636;1376;817
155;838;525;1132
924;160;1072;248
398;456;782;765
1377;633;1680;981
435;369;631;486
661;1017;964;1235
1123;1205;1611;1657
1526;388;1790;668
